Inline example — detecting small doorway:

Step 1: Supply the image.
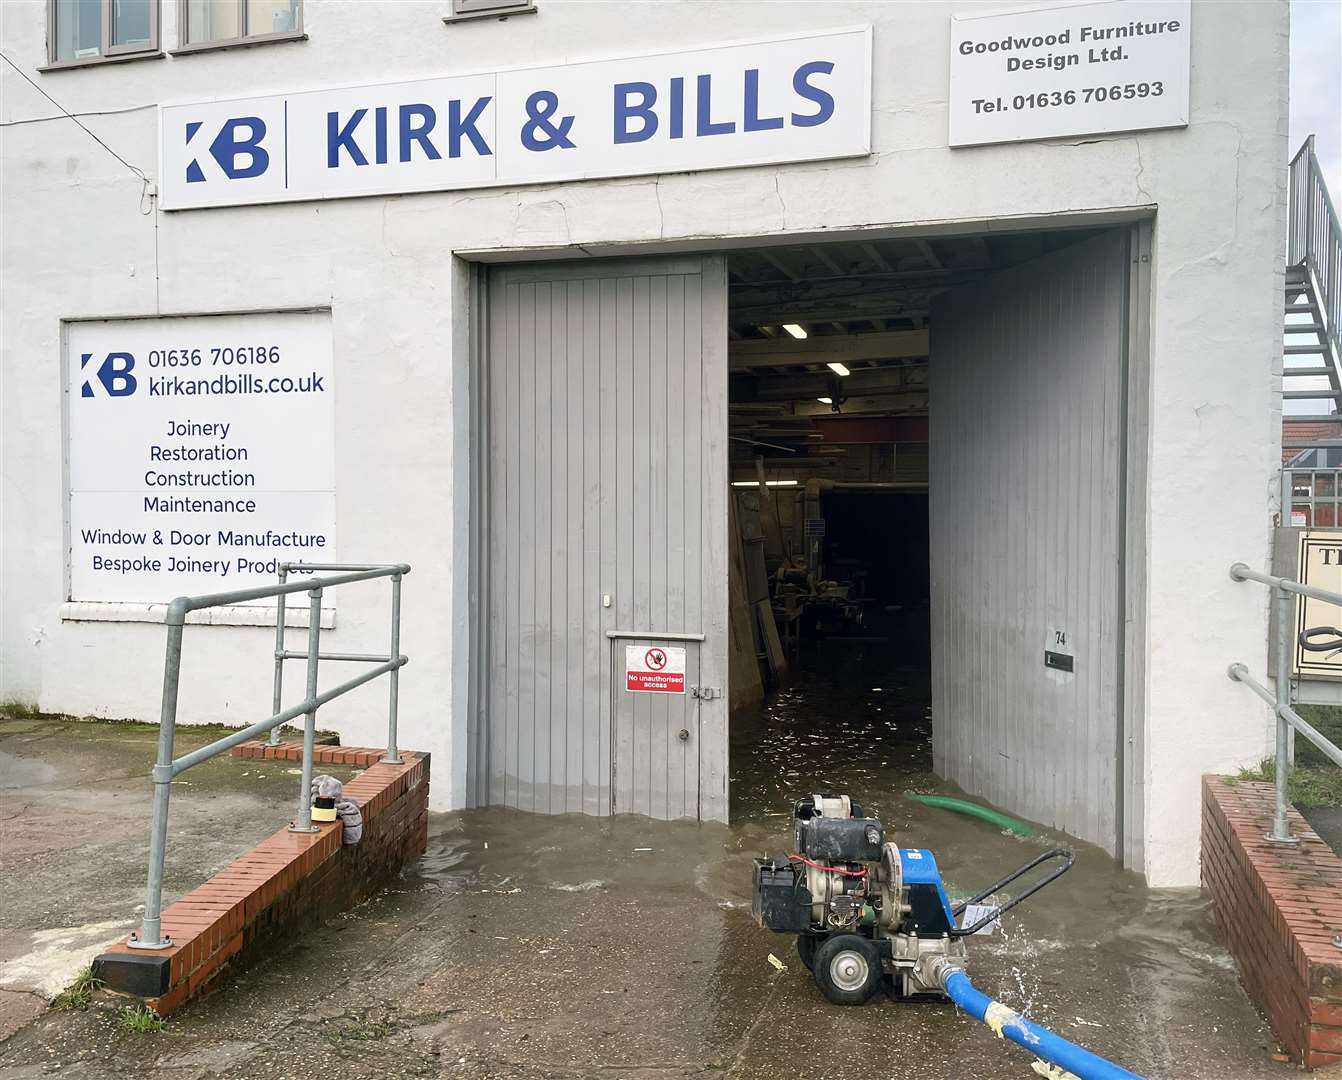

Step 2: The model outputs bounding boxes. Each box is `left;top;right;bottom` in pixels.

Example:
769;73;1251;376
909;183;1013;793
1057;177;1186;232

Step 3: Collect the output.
468;257;730;822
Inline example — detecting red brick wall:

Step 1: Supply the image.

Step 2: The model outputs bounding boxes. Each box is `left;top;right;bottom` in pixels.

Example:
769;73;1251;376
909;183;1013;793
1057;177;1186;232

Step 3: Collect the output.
96;752;428;1015
1202;775;1342;1069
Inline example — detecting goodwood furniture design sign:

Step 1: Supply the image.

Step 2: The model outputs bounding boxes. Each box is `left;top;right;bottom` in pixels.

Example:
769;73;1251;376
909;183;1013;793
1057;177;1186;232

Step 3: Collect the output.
950;0;1190;147
66;311;335;604
160;27;872;210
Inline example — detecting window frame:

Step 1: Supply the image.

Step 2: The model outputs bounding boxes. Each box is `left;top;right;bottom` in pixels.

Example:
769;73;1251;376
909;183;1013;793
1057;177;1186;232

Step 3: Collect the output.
172;0;306;55
44;0;162;70
444;0;536;24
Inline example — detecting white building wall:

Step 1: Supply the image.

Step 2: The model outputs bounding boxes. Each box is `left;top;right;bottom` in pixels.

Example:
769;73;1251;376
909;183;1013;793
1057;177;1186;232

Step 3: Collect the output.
0;0;1288;884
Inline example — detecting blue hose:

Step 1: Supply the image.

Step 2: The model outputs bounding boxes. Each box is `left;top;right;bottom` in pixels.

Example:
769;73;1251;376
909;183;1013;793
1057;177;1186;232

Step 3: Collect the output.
942;970;1144;1080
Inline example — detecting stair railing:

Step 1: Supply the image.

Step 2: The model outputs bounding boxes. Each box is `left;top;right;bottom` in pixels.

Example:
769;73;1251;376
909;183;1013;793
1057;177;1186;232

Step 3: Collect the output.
1228;562;1342;843
128;561;410;952
1289;135;1342;365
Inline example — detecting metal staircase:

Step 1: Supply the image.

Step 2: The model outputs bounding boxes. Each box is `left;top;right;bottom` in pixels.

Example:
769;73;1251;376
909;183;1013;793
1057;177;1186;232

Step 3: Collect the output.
1281;135;1342;450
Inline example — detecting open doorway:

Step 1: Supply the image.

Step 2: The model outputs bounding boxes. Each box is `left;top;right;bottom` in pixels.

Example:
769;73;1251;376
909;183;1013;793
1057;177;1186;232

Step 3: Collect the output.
723;227;1129;847
467;223;1141;859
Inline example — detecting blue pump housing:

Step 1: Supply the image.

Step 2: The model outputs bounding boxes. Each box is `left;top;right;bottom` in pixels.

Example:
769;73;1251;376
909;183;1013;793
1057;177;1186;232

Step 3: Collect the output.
897;847;958;937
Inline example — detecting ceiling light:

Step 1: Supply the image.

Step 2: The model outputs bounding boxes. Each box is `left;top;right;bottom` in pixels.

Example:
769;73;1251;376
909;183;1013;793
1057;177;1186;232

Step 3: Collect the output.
817;397;833;404
827;362;851;377
782;323;808;339
731;479;800;487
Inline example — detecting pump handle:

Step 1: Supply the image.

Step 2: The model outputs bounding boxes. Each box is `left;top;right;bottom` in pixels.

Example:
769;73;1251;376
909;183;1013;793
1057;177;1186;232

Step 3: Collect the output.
949;848;1074;937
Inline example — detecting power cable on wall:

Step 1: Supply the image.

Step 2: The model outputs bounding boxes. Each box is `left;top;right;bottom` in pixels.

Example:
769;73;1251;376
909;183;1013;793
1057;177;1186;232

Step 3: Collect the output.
0;102;157;127
2;51;161;310
1;52;154;207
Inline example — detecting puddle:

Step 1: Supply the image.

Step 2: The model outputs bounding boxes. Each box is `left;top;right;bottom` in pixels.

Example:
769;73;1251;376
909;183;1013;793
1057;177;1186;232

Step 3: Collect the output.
408;627;1220;1031
0;751;60;791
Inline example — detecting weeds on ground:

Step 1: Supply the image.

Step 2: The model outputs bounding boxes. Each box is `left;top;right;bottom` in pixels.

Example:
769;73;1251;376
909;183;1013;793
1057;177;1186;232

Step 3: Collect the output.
51;967;103;1010
116;1005;166;1034
323;1017;395;1042
1234;758;1342;808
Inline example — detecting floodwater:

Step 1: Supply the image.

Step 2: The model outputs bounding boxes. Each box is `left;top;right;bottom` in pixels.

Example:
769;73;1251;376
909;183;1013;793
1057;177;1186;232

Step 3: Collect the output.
0;664;1287;1078
382;631;1283;1078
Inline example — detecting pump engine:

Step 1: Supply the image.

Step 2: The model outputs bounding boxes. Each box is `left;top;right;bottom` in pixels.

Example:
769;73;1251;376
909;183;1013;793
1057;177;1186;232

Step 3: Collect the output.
752;793;1072;1005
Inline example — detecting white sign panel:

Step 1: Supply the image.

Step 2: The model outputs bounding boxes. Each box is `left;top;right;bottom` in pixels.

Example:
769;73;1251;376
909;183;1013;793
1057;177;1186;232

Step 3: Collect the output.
160;27;872;210
949;0;1190;147
625;645;687;694
1294;532;1342;681
66;311;335;603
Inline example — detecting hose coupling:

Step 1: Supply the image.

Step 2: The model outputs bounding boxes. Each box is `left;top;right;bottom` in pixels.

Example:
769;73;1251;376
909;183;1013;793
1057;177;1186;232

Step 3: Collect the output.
924;954;965;992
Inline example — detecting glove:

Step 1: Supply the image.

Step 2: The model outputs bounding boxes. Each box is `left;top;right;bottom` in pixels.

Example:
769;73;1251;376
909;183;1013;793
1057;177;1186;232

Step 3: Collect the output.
311;774;363;846
335;799;363;846
311;774;343;801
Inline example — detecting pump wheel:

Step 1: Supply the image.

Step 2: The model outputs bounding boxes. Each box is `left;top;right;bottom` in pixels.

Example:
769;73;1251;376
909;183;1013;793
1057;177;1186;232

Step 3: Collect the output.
812;934;882;1005
796;933;822;971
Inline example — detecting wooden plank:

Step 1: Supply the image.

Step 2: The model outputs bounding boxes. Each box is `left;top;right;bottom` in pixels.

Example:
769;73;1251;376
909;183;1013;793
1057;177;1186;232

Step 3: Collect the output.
756;599;788;680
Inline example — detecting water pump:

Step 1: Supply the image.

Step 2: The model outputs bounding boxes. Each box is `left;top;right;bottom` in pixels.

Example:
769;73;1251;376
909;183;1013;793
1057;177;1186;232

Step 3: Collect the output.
751;794;1145;1080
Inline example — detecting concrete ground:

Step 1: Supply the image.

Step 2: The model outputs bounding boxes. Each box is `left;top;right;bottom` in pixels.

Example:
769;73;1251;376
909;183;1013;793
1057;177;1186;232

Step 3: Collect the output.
1302;804;1342;858
0;713;357;1041
0;710;1296;1079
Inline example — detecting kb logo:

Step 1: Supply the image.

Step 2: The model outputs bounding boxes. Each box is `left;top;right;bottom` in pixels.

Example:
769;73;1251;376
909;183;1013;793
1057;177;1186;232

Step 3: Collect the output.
80;352;137;398
185;116;269;183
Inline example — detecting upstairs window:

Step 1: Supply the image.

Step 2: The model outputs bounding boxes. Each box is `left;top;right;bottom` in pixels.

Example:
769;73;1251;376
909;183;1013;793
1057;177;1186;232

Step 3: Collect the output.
49;0;160;65
181;0;303;49
447;0;536;22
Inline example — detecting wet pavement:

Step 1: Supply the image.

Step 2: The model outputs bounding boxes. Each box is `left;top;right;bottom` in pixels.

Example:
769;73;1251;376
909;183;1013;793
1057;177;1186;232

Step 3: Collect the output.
0;655;1294;1079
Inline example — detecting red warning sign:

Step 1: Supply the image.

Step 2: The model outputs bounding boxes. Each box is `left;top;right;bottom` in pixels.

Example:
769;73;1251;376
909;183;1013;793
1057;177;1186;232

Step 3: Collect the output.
625;644;687;694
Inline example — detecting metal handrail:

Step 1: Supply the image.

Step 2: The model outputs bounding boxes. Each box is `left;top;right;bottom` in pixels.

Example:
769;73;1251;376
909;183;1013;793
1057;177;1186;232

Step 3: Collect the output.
129;560;411;951
1288;136;1341;366
1227;562;1342;843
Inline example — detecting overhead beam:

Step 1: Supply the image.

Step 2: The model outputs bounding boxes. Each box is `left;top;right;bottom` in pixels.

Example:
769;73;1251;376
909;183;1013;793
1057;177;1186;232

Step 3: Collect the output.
811;414;929;443
739;365;928;400
810;246;844;274
861;242;894;273
729;329;929;371
914;238;943;269
792;394;929;417
760;250;801;282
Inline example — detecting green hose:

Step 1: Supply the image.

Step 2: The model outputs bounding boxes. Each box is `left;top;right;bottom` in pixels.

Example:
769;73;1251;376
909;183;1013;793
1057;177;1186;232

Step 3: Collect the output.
905;793;1035;837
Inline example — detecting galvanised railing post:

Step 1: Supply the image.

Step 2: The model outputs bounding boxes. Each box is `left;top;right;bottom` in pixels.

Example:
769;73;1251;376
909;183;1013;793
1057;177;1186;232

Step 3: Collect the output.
269;565;289;746
1304;135;1316;274
130;600;189;950
289;587;323;834
1268;583;1298;844
382;573;404;765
